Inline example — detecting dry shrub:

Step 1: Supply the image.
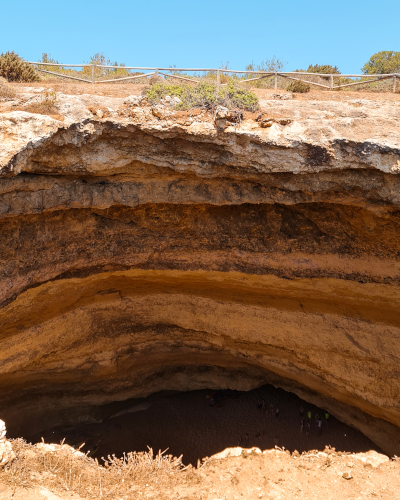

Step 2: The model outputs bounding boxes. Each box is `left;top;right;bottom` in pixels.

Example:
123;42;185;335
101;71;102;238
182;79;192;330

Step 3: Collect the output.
0;51;39;82
286;80;311;93
0;76;17;100
139;75;167;97
1;440;189;499
149;74;165;85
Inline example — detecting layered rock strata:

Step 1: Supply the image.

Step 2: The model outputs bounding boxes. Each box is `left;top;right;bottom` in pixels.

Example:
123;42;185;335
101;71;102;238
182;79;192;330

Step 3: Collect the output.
0;93;400;455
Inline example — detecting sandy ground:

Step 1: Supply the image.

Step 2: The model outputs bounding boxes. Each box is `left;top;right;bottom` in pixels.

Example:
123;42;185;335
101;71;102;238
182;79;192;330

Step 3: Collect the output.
10;79;400;103
43;385;382;466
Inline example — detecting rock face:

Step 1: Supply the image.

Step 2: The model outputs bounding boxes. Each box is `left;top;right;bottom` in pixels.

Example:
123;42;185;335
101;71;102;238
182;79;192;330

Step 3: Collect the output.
0;420;15;468
0;94;400;455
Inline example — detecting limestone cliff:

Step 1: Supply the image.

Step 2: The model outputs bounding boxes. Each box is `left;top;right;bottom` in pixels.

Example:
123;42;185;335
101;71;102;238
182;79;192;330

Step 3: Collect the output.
0;91;400;455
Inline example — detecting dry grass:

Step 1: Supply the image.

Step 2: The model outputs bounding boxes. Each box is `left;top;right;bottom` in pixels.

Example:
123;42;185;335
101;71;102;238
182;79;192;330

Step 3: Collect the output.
2;440;399;500
12;91;64;121
1;439;191;499
0;77;17;100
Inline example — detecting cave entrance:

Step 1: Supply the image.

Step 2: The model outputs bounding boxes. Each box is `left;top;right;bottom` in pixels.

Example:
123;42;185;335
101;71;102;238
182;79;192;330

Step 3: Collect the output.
35;384;381;466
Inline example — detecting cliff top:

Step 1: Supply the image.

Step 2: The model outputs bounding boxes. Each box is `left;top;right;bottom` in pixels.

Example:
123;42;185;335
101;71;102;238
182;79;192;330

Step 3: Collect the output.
1;81;400;180
7;80;400;103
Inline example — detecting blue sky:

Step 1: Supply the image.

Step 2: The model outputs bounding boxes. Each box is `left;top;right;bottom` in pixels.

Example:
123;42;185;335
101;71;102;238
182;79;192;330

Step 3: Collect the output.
1;0;398;74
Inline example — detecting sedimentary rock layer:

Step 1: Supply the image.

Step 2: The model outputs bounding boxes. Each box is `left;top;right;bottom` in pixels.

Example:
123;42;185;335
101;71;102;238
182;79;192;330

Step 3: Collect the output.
0;95;399;455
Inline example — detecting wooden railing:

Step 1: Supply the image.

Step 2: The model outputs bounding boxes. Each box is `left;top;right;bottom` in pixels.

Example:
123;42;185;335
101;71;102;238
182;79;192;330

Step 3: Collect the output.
28;62;400;92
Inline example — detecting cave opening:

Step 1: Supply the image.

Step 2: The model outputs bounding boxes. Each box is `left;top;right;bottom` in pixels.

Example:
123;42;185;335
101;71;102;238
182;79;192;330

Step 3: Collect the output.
24;384;382;466
1;266;399;459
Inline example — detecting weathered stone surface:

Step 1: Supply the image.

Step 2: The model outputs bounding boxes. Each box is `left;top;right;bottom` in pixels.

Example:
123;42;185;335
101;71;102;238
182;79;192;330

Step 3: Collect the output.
211;447;262;460
0;94;399;455
151;103;172;119
352;450;389;468
0;420;6;441
123;95;146;106
161;95;182;107
0;112;63;172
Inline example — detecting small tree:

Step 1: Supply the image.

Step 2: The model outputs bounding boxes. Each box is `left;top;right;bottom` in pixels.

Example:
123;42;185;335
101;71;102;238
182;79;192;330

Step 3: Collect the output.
39;53;63;73
362;51;400;74
245;57;287;88
246;56;286;73
84;52;129;78
41;53;59;64
307;64;341;74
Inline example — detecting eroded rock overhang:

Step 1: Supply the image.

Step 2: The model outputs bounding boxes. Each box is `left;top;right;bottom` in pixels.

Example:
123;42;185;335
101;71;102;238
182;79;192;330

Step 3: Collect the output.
0;102;400;456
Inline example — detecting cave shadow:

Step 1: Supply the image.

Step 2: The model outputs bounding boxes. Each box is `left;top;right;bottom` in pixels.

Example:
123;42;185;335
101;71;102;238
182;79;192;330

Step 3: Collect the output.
45;384;383;466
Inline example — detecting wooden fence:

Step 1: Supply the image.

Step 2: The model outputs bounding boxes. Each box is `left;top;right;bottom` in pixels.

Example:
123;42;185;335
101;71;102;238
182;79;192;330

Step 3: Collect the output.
28;62;400;92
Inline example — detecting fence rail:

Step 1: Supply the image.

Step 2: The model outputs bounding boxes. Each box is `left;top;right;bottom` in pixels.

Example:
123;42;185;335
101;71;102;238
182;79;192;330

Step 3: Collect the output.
28;62;400;92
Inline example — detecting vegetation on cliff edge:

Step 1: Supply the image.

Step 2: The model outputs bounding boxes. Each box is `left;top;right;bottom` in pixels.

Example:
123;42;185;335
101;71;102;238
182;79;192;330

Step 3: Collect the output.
146;81;259;111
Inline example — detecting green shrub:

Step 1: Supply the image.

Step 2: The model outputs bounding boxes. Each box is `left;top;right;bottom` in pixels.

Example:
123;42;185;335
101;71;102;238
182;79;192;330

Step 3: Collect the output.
286;80;311;93
223;81;259;110
0;52;39;82
146;80;259;111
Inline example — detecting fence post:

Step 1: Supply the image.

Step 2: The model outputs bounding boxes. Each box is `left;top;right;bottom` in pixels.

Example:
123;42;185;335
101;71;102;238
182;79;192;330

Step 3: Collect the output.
91;65;95;84
216;69;220;92
330;74;333;90
274;73;277;90
393;76;397;93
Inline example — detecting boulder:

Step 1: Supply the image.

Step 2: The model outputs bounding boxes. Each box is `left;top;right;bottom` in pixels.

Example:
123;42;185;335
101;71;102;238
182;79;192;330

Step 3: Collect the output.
353;451;389;468
214;106;231;129
162;95;182;107
0;420;15;468
258;117;274;128
0;441;15;468
171;96;182;106
215;105;230;120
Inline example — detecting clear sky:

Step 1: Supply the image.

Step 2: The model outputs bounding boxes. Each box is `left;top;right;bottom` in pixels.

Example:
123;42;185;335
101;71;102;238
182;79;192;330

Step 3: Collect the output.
1;0;398;74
